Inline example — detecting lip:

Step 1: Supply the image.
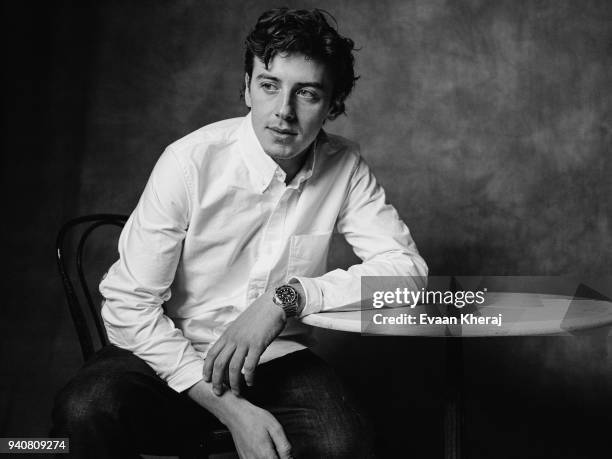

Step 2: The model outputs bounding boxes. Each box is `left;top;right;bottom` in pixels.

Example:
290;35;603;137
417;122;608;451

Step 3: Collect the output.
267;126;297;136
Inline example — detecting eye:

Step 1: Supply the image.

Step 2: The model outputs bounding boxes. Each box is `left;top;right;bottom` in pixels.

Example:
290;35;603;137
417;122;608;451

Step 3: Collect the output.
296;88;320;101
260;82;278;93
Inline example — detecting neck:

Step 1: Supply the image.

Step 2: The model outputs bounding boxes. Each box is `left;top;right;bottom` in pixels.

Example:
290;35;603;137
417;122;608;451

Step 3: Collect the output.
276;156;306;184
274;143;313;184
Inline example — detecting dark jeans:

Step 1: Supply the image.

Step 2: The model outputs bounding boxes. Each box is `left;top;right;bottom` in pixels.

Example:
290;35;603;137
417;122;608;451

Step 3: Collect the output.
51;346;374;458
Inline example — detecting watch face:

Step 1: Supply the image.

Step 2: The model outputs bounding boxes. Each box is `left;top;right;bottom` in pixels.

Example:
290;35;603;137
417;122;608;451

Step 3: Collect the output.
276;285;297;305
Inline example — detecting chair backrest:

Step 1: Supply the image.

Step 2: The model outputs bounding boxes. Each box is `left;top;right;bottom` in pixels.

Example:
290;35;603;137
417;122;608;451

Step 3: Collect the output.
56;214;128;361
56;213;235;456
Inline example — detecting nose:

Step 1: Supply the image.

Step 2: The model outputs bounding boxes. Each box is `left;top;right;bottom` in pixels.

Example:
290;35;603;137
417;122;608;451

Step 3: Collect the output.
276;92;296;121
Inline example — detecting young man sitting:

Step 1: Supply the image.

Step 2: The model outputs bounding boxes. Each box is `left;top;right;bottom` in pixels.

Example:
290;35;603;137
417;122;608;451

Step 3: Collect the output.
52;8;427;458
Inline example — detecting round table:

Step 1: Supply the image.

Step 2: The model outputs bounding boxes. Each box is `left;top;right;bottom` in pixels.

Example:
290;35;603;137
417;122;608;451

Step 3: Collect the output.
302;292;612;336
301;292;612;459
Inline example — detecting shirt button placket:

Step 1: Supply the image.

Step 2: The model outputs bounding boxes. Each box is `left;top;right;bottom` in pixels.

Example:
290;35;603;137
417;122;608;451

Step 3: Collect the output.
246;183;289;302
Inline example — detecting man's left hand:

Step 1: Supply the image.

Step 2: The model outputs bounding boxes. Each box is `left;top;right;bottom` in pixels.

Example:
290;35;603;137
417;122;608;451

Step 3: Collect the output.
203;290;287;396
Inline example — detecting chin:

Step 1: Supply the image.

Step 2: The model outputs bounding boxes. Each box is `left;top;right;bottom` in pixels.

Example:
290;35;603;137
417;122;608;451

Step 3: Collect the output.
268;150;298;160
264;144;298;160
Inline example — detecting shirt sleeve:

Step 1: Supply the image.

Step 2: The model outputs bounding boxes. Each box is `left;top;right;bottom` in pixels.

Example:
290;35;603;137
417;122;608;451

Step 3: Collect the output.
99;147;204;393
293;154;428;316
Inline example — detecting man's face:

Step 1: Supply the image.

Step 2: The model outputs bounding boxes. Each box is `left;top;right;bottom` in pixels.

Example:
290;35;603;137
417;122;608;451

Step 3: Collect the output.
245;53;333;162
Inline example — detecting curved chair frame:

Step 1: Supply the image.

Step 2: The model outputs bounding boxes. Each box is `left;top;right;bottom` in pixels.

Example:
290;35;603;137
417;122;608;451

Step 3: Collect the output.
56;213;128;361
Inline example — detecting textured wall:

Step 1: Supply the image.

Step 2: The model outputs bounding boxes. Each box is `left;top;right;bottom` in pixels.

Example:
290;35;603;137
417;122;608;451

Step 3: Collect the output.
78;0;612;277
3;1;611;457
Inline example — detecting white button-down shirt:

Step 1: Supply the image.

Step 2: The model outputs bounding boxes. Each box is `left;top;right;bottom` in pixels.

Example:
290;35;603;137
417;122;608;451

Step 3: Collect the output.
100;113;428;392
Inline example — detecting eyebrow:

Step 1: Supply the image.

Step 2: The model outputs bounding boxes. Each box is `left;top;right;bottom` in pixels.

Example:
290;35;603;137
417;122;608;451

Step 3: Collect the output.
255;73;326;90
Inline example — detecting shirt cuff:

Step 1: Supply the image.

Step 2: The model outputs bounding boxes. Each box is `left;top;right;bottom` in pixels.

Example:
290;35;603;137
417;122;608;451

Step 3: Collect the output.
165;358;205;393
289;276;323;317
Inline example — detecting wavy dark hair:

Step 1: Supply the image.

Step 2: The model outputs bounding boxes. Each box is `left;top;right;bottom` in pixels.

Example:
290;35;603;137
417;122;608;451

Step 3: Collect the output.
244;7;358;119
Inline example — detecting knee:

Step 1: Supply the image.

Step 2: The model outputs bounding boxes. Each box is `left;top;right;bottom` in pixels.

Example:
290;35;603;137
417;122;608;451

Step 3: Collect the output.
51;374;125;430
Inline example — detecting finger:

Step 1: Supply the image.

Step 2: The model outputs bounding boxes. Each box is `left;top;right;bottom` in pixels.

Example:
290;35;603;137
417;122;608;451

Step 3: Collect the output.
212;344;236;396
203;338;225;382
228;346;248;395
267;421;291;459
242;345;264;387
259;434;279;459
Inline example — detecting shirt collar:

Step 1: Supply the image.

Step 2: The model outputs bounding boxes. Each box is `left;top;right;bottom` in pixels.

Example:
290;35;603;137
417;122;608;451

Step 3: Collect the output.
238;112;322;193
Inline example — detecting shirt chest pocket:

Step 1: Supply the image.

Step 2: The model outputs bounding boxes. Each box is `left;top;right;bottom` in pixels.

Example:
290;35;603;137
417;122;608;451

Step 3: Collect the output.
287;231;333;278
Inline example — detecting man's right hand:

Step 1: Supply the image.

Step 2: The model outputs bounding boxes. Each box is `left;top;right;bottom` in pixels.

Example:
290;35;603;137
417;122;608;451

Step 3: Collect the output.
187;379;292;459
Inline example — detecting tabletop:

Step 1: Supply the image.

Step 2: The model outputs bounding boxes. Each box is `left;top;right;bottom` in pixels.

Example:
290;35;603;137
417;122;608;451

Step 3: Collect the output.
300;292;612;337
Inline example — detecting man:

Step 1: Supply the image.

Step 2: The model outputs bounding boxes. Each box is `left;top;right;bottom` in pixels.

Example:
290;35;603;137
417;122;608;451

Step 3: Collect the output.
52;7;427;458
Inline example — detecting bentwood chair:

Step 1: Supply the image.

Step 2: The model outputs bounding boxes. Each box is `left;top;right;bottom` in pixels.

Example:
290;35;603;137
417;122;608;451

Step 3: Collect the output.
56;214;234;458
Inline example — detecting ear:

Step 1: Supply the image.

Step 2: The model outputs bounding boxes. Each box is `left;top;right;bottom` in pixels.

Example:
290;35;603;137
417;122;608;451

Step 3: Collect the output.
326;99;341;121
244;73;252;108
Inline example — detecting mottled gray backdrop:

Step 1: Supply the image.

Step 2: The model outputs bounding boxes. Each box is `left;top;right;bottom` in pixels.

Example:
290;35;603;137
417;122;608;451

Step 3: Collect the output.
2;1;611;457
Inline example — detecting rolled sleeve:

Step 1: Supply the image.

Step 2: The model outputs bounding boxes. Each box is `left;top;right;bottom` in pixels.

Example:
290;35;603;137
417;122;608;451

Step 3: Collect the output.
165;358;205;393
289;276;323;316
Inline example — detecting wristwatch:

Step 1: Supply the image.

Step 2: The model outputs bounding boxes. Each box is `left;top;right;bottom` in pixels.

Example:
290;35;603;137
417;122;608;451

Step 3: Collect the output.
272;284;300;318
